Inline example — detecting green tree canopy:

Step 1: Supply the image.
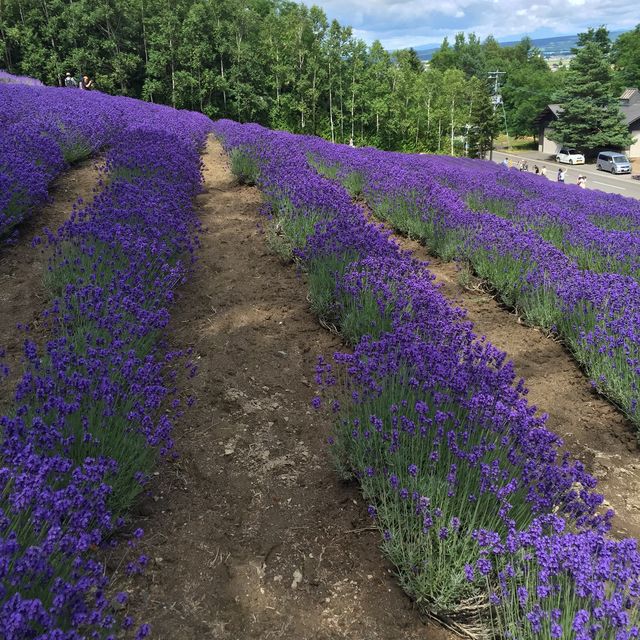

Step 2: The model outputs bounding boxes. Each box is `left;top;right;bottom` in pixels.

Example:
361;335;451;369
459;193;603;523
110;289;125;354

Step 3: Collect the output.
612;24;640;91
574;25;611;56
3;0;636;157
550;40;632;156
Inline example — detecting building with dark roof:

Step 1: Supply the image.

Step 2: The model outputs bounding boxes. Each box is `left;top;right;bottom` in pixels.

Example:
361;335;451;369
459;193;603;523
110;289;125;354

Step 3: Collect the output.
534;89;640;158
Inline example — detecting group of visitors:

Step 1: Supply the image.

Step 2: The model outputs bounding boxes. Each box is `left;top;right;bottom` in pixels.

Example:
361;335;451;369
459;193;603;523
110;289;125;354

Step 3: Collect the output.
64;72;94;90
556;168;587;187
501;157;547;178
501;157;587;187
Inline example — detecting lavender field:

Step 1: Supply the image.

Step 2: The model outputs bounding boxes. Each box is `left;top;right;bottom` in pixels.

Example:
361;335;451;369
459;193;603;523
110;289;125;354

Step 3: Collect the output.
214;119;640;640
2;73;640;640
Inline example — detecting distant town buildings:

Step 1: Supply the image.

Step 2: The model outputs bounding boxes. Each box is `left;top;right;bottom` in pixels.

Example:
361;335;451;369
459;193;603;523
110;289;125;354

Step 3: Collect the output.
545;55;572;71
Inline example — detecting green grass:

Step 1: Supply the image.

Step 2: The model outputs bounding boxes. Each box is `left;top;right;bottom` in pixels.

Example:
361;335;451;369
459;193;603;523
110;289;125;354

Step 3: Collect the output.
494;135;537;151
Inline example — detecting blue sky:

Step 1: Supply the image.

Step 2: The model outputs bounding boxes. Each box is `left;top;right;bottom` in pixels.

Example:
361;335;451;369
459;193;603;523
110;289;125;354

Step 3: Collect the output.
308;0;638;50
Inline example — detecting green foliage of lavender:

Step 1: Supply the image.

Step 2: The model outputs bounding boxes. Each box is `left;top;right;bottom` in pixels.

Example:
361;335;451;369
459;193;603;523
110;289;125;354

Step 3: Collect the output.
230;146;260;185
265;200;325;263
307;253;359;322
342;171;365;199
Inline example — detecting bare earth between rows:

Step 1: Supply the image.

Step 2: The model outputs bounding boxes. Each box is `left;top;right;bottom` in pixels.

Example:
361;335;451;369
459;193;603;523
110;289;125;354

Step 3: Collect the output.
117;137;453;639
0;157;103;415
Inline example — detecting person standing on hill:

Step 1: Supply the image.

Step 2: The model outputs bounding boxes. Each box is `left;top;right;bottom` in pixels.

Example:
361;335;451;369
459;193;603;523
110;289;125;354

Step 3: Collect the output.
64;72;78;88
80;75;94;90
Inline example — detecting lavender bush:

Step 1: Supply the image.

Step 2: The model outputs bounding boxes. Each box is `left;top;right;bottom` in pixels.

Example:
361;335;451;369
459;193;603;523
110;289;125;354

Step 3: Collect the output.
0;82;209;241
0;70;44;86
475;515;640;639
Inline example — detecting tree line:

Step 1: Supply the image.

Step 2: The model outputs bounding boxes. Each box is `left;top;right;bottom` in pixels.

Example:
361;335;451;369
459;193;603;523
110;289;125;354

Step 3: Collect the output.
1;1;639;155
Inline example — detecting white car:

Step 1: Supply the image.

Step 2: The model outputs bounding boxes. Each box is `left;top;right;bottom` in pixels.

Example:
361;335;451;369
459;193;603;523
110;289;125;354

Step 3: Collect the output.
556;147;585;164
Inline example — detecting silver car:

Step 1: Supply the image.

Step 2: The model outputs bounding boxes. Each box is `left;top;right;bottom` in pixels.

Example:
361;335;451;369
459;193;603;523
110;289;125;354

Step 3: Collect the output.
597;151;632;174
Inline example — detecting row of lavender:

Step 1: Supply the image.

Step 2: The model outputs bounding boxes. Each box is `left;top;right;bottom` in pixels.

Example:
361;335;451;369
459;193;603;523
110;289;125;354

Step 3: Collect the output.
425;155;640;278
2;82;131;241
0;70;43;86
1;84;212;638
307;143;640;433
213;119;640;640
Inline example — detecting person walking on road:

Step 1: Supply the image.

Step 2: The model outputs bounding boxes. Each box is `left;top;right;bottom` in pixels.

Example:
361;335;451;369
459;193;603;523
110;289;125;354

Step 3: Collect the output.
540;165;547;178
557;168;566;183
577;175;587;188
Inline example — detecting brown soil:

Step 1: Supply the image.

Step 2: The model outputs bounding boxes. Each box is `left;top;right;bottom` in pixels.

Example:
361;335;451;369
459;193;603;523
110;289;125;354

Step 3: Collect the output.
116;138;454;639
0;158;103;412
383;230;640;539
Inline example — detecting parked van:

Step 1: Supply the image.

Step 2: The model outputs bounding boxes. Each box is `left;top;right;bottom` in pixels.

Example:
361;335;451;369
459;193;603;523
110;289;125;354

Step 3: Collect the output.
596;151;632;174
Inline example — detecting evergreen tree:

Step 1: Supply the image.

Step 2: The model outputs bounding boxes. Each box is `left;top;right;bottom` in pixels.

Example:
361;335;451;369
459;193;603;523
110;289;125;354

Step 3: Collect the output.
550;41;632;157
467;77;499;158
574;25;611;56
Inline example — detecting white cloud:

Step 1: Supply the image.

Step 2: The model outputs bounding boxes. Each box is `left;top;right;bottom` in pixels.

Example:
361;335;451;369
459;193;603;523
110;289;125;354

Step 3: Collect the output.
307;0;639;49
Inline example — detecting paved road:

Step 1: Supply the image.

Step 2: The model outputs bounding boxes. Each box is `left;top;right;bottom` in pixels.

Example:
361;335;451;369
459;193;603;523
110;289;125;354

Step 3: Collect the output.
490;149;640;200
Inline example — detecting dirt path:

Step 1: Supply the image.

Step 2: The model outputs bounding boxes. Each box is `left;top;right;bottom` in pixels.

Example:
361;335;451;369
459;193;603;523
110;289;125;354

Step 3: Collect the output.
0;157;103;412
118;138;454;639
382;227;640;539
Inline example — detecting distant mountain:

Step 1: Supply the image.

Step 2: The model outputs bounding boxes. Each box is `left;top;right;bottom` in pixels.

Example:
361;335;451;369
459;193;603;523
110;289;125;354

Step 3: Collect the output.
414;29;627;61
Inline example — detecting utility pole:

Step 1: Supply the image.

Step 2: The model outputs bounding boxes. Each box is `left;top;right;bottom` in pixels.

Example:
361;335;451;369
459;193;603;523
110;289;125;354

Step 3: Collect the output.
487;70;506;161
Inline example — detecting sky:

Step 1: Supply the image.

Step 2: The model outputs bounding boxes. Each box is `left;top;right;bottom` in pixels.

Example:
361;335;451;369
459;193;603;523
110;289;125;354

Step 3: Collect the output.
308;0;638;50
